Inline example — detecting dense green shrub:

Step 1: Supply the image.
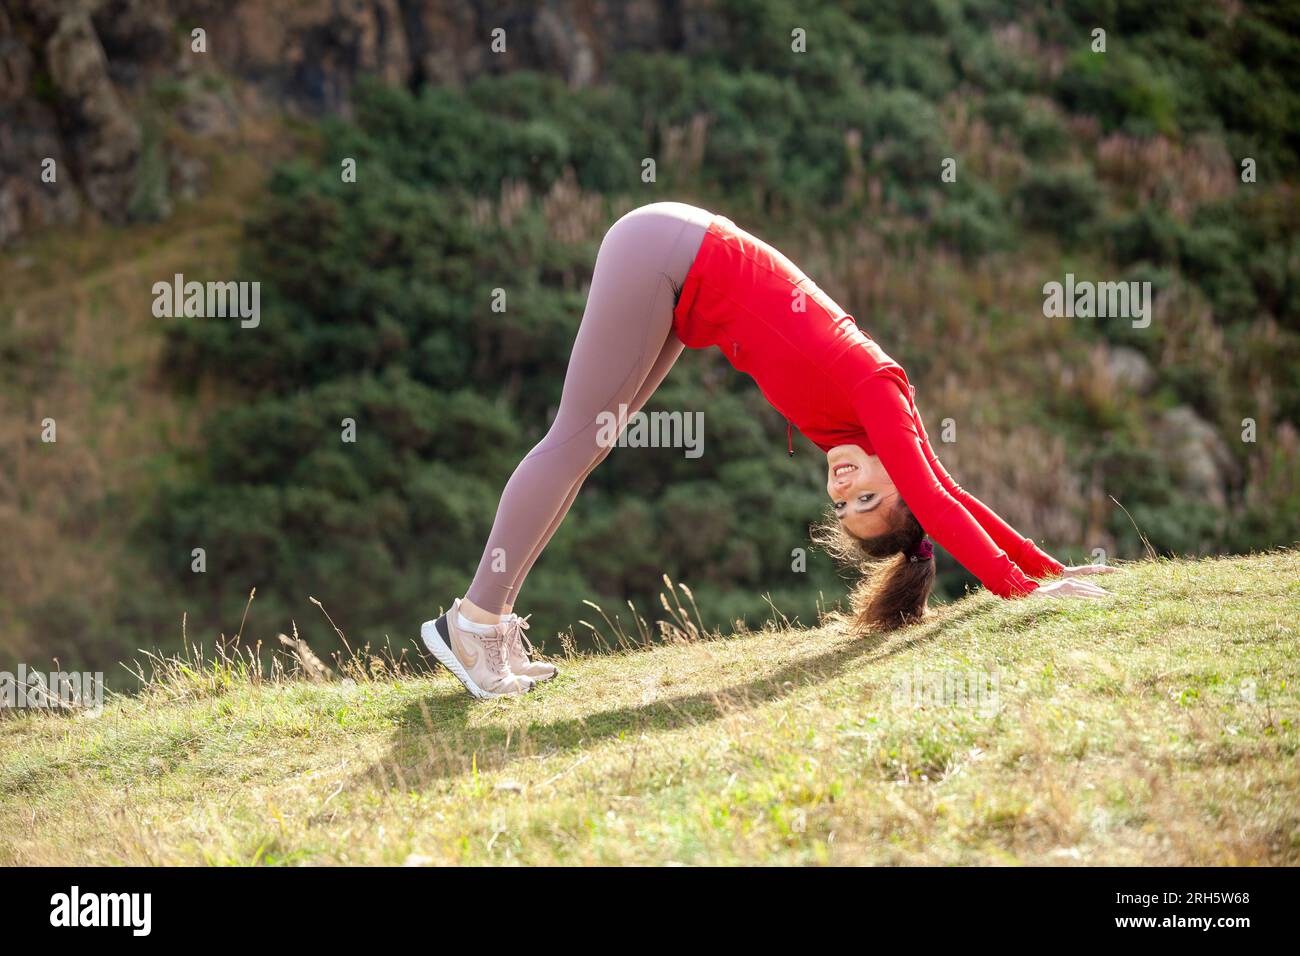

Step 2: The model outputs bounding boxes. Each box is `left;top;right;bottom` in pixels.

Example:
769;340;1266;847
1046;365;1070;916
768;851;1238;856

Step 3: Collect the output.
930;178;1017;258
1016;165;1104;241
981;93;1072;160
1104;207;1182;267
1056;49;1178;136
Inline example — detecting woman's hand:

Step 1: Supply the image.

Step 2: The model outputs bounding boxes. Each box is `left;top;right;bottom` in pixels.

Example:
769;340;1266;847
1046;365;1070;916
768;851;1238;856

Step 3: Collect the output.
1029;578;1112;600
1061;563;1119;578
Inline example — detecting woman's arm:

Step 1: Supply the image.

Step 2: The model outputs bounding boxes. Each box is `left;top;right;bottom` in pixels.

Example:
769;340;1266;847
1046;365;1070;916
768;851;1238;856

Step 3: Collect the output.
852;376;1039;599
911;407;1065;579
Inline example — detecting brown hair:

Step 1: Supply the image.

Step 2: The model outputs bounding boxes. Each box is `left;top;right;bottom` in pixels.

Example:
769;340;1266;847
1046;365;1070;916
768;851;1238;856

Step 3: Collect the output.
812;501;935;632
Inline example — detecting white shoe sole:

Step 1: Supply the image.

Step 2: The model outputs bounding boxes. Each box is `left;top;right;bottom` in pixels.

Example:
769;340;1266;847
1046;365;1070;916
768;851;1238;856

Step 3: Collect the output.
419;617;527;700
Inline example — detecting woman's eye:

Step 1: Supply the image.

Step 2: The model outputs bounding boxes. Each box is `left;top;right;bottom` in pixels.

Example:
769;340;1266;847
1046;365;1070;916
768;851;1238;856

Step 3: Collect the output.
859;493;875;504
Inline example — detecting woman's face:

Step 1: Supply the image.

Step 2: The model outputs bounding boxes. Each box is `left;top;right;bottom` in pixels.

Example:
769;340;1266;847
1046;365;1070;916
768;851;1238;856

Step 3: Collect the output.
825;443;899;538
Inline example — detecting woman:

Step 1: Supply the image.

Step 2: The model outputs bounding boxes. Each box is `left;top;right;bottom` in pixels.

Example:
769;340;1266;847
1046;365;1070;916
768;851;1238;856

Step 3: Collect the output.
420;202;1114;698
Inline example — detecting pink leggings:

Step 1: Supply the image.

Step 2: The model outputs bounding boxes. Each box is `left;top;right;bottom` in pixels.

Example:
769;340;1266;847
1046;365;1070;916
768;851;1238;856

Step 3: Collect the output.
464;202;713;613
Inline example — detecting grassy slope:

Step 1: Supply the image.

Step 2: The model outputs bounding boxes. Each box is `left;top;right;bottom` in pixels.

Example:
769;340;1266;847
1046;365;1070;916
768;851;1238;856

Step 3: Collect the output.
0;144;263;664
1;552;1297;866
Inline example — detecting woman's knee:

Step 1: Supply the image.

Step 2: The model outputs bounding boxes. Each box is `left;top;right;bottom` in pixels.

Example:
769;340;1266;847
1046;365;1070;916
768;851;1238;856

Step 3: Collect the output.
522;420;609;475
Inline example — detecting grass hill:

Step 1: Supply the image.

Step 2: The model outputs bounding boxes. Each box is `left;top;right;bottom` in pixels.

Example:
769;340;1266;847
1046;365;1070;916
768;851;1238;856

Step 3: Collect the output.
2;551;1295;865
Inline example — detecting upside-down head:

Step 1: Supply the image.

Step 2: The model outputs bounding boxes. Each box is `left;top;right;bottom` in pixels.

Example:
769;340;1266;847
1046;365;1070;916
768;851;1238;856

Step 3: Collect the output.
817;443;935;631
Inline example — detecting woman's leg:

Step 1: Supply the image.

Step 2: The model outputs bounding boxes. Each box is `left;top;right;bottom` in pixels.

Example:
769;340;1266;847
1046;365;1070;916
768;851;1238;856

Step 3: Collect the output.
463;202;710;617
499;330;687;613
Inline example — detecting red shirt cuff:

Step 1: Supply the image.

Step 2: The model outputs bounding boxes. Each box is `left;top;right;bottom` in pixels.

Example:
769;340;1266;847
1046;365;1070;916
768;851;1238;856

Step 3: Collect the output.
987;566;1040;599
1014;541;1064;578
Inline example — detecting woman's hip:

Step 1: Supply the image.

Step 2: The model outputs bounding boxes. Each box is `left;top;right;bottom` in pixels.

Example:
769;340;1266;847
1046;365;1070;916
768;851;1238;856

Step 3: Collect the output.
601;201;713;287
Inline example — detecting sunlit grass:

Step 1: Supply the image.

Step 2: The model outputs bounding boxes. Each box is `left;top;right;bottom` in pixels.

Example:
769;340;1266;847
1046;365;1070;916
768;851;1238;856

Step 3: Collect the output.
1;552;1296;865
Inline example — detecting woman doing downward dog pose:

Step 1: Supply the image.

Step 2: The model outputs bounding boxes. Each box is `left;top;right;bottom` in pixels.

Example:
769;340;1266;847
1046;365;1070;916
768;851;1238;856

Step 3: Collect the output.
420;202;1114;698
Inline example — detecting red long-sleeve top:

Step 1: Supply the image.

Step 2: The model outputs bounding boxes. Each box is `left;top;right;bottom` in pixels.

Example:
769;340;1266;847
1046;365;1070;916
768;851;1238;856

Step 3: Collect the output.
672;213;1063;598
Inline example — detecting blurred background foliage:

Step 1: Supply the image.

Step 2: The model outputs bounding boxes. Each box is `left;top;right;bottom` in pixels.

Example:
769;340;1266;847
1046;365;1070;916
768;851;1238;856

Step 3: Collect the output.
2;0;1298;675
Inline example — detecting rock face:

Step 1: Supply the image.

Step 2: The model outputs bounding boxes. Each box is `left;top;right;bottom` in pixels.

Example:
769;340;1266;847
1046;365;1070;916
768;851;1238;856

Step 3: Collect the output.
1105;345;1156;395
1155;406;1241;509
0;5;82;242
44;9;142;219
0;0;710;245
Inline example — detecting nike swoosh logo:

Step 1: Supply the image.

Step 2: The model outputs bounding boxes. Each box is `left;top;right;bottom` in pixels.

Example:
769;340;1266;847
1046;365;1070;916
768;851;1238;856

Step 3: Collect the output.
453;634;478;669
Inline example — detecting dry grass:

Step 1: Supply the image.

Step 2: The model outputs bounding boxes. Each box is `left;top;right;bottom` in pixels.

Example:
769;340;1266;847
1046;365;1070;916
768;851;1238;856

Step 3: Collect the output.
1;552;1296;865
0;116;302;663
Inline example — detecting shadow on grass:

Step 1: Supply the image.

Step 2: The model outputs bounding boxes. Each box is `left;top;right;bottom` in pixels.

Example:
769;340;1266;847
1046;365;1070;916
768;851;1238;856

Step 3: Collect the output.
350;598;996;795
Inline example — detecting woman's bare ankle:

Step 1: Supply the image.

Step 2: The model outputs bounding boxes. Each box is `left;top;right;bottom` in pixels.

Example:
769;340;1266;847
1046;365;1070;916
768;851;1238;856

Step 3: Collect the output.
459;597;503;627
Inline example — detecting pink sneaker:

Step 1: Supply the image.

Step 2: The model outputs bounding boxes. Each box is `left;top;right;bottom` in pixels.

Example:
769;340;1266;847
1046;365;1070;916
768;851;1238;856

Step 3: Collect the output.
501;614;558;682
418;599;534;698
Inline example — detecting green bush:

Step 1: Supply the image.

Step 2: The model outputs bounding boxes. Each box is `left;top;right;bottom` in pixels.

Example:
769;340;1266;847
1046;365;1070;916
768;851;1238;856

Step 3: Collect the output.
1056;49;1178;136
930;179;1016;259
1016;165;1103;241
981;93;1072;160
1105;207;1181;266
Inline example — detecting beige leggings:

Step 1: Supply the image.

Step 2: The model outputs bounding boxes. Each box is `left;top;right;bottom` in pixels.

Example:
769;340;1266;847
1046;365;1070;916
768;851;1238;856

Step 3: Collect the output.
464;201;713;613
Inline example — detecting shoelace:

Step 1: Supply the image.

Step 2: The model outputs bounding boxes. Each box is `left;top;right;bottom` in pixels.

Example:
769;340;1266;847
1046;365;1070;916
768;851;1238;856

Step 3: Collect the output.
501;614;535;661
479;629;509;672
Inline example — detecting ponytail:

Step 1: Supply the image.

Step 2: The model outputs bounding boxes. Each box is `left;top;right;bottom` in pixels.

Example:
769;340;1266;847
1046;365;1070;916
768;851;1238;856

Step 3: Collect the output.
812;503;935;632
